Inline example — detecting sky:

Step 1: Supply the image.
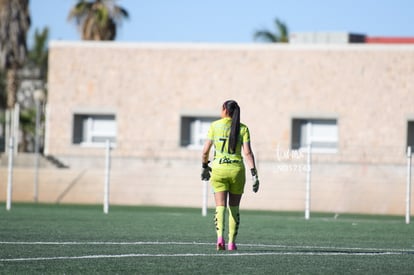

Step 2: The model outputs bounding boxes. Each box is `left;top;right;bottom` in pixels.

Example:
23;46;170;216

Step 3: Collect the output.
28;0;414;46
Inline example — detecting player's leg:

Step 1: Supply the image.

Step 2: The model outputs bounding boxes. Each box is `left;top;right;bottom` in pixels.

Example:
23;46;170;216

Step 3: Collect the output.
214;191;227;250
227;168;245;250
228;194;242;250
211;170;229;250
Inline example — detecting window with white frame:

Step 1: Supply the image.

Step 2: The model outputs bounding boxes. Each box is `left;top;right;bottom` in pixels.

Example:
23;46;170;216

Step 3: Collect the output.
73;114;117;146
180;116;218;149
292;118;338;152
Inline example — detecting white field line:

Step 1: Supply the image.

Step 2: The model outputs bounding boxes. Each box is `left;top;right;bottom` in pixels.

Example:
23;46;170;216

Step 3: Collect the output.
0;251;409;262
0;241;412;253
0;241;413;262
0;241;210;246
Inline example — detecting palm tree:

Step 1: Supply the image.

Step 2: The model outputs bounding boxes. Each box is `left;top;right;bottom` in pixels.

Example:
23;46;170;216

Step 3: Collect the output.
27;27;49;81
0;70;6;110
17;27;49;152
254;18;289;43
68;0;129;41
0;0;31;109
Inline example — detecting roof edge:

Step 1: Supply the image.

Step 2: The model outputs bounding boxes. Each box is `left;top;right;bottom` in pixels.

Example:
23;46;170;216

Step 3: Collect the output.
48;40;414;51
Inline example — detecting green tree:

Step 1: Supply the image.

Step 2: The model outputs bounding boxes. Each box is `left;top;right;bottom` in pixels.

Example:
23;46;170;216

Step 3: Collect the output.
68;0;129;41
27;27;49;81
254;18;289;43
17;27;49;152
0;0;31;109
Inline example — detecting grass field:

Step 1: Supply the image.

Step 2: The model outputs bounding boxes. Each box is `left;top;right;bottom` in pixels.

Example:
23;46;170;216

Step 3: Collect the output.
0;203;413;274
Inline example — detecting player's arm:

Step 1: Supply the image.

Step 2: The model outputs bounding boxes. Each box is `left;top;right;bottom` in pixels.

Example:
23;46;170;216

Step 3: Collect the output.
202;139;213;164
243;141;260;192
201;139;213;180
242;141;256;170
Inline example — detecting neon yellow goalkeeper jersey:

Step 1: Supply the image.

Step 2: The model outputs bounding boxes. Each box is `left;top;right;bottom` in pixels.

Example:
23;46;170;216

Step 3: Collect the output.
207;117;250;169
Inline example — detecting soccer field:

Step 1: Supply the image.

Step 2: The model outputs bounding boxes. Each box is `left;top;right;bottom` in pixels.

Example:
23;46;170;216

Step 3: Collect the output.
0;203;413;274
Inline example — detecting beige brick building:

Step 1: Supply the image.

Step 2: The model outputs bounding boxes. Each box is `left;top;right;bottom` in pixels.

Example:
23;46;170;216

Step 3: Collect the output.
3;41;414;216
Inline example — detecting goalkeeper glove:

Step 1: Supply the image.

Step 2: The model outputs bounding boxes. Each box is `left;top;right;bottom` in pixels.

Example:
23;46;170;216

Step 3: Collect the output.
201;162;212;181
251;168;259;193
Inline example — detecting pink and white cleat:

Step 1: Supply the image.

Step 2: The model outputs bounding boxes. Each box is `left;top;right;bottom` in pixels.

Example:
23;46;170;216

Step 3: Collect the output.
228;243;237;251
216;237;226;251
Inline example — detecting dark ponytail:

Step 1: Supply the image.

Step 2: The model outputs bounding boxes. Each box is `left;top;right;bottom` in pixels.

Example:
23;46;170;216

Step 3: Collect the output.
223;100;240;154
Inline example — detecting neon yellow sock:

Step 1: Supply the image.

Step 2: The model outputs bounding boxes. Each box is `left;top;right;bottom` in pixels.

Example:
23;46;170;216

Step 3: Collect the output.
228;206;240;243
214;206;226;238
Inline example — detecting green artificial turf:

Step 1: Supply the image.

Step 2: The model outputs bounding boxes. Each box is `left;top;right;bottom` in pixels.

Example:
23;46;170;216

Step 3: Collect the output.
0;203;413;274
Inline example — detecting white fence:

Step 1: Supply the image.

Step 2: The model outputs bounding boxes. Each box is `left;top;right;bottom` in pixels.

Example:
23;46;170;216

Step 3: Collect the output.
2;139;413;223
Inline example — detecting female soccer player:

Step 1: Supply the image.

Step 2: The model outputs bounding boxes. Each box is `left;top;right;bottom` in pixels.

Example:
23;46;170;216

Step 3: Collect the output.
201;100;259;251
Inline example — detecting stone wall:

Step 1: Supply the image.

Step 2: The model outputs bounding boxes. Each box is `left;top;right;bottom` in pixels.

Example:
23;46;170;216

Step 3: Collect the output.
7;41;411;215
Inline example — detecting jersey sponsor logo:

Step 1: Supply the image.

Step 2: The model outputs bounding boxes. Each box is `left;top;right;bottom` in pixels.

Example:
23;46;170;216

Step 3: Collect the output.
218;156;241;164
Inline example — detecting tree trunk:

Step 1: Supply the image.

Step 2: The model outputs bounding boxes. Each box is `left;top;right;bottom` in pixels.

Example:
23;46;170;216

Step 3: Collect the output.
6;68;17;109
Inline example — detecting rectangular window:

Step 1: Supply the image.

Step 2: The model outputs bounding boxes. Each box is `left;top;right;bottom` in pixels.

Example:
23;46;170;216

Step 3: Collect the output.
292;118;338;153
73;114;116;146
407;121;414;149
180;116;218;149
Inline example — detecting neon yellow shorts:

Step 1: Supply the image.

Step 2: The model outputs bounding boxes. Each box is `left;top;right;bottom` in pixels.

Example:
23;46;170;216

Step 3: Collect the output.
210;167;246;195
